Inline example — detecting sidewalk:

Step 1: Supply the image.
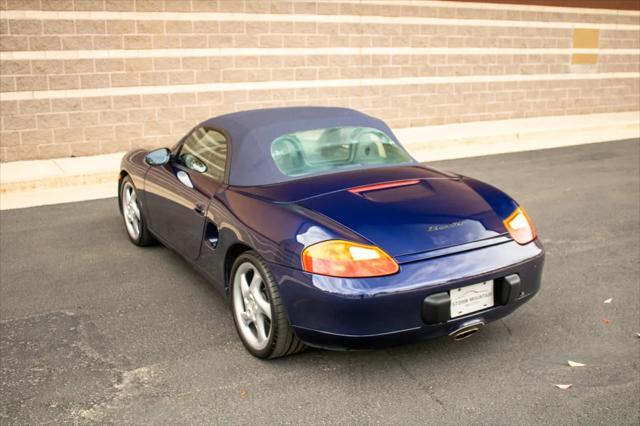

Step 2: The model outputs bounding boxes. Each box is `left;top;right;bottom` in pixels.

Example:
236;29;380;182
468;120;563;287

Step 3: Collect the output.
0;152;123;210
1;111;638;210
398;110;640;161
0;152;123;192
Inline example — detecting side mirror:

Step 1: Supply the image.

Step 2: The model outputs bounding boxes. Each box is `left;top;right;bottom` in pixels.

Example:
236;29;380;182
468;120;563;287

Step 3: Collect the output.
144;148;171;166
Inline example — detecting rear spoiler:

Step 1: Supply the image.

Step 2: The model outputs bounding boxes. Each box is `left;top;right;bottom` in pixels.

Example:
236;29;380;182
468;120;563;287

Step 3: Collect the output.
347;179;421;194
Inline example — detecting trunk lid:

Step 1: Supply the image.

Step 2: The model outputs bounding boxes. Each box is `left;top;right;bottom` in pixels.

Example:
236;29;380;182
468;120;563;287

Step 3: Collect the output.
297;177;507;257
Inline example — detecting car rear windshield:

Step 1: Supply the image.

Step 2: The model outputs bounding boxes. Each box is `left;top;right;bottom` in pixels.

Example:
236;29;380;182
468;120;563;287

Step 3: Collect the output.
270;126;413;179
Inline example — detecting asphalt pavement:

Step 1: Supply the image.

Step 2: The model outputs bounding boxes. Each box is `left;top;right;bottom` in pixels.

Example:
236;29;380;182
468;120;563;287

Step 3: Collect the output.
1;139;639;425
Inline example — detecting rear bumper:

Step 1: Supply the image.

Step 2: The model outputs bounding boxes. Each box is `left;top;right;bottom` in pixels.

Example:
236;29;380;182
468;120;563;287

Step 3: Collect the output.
270;239;544;350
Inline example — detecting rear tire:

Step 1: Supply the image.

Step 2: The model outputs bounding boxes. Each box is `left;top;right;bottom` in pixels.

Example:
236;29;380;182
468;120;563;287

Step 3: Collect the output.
230;251;306;359
120;176;155;247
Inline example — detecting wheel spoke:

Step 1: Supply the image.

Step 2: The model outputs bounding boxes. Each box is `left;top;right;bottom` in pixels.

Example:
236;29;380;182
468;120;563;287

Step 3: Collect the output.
130;201;141;220
248;273;271;318
124;188;131;204
131;217;140;235
240;311;252;326
249;270;261;291
255;314;268;343
254;291;271;319
240;274;250;298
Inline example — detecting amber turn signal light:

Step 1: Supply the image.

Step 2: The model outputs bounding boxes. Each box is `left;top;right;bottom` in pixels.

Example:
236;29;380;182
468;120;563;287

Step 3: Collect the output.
301;240;399;278
503;206;536;245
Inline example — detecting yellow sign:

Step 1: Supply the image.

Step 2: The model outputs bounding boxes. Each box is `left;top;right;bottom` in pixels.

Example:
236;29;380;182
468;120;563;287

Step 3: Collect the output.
572;28;599;65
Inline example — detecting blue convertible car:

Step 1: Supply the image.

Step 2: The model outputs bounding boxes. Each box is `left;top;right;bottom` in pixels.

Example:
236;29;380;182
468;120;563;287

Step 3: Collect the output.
118;107;544;358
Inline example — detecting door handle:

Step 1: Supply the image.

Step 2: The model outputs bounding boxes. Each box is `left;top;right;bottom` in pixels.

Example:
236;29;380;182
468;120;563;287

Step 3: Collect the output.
206;237;219;249
194;203;206;216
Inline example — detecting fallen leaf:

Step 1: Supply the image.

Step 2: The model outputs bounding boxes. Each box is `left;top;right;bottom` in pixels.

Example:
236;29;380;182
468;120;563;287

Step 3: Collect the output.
602;318;611;325
604;298;612;304
554;384;572;390
568;360;586;367
239;390;247;398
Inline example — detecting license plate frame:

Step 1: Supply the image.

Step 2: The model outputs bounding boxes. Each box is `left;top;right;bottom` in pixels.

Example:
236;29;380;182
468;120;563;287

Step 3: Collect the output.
449;280;494;319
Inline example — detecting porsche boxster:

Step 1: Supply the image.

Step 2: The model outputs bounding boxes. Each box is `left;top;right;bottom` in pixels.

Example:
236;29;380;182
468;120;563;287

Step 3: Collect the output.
118;107;544;359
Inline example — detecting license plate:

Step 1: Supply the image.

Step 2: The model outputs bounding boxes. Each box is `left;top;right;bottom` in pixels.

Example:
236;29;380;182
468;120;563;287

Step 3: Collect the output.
450;280;494;318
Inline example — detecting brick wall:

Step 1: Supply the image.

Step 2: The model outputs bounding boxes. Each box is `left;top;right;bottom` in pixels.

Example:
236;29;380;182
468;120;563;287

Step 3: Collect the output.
0;0;638;161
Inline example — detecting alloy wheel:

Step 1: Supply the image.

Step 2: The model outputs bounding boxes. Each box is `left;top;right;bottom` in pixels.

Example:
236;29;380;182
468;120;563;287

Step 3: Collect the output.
232;262;273;351
122;182;141;240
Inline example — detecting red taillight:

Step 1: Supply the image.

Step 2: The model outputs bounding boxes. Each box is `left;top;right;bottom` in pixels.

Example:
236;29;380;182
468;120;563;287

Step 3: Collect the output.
503;207;536;245
301;240;399;278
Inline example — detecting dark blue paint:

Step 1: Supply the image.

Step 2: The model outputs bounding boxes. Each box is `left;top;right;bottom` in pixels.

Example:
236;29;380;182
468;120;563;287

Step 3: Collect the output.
118;107;545;350
298;176;504;257
271;239;543;347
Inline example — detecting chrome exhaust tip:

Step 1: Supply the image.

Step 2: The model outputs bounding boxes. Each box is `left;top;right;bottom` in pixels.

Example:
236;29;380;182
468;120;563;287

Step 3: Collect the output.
449;322;484;341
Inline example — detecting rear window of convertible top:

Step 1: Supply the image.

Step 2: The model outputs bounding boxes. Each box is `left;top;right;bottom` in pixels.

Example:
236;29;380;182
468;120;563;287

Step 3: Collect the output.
270;126;413;180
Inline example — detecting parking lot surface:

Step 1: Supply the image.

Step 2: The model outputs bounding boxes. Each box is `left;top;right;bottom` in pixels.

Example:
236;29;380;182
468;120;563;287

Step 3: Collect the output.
1;139;638;425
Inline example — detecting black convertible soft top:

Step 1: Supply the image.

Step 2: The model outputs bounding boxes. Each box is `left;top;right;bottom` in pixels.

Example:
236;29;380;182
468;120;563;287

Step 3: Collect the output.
200;106;403;186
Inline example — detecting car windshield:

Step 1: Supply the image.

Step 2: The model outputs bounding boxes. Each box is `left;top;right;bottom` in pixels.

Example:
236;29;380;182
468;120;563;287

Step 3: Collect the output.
270;126;414;179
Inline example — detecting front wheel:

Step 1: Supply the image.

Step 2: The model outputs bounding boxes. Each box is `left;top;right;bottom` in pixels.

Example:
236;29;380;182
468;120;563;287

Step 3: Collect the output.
230;251;306;359
120;176;155;246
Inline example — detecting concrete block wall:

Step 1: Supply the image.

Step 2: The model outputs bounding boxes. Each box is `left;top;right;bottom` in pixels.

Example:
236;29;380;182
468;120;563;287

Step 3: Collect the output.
0;0;638;161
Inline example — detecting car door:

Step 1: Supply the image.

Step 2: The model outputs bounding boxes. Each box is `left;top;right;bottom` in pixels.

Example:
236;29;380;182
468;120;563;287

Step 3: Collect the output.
144;127;228;260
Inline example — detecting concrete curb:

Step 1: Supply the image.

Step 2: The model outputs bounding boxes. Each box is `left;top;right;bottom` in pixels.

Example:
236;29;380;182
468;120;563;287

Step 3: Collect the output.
397;111;640;162
0;172;116;193
0;152;124;193
1;111;638;210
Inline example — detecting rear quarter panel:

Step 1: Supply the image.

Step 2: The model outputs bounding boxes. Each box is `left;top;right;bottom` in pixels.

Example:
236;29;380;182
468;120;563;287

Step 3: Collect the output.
215;188;369;270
